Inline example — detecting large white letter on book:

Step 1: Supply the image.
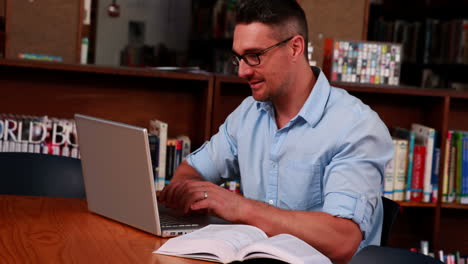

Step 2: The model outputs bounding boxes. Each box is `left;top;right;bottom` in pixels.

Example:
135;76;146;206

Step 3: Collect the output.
28;122;47;144
4;119;18;142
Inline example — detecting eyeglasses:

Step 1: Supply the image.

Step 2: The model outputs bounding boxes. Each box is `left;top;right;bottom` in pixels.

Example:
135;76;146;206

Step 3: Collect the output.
231;36;294;67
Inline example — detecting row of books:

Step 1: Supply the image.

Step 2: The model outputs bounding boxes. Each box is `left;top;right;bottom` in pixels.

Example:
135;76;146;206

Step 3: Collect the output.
0;114;80;158
148;120;191;191
385;123;468;204
442;130;468;204
384;124;439;203
371;18;468;65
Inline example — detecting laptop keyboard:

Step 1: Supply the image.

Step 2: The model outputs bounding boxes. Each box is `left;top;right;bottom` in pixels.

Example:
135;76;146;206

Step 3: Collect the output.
160;214;199;228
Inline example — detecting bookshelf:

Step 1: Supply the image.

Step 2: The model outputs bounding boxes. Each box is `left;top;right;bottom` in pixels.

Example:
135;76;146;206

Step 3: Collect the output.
367;0;468;88
0;58;214;149
210;74;468;255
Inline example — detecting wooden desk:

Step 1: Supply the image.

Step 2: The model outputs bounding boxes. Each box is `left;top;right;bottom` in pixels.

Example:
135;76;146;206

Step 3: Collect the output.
0;195;205;263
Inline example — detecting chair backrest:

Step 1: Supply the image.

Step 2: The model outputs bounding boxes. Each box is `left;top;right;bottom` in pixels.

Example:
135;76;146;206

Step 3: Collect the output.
350;245;444;264
381;196;400;246
0;152;85;198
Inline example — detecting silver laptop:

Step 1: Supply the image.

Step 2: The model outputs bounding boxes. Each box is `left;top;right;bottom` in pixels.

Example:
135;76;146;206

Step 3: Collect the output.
75;114;227;237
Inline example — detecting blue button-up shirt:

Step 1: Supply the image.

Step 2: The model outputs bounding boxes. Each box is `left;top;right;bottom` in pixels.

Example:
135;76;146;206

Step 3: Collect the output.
187;67;394;250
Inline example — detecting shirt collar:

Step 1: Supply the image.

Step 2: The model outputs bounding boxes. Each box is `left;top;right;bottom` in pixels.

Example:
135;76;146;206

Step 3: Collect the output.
256;66;331;128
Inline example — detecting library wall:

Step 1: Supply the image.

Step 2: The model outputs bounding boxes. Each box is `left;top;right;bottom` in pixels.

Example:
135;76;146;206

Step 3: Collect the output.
300;0;368;67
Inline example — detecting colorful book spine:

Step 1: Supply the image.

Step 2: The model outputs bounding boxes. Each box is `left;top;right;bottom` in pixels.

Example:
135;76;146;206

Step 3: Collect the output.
431;147;440;203
411;145;426;202
461;136;468;204
411;123;436;202
442;131;453;202
453;131;464;203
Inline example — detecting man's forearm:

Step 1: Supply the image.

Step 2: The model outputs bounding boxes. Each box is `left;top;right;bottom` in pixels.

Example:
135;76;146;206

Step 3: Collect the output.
238;199;362;264
171;161;203;181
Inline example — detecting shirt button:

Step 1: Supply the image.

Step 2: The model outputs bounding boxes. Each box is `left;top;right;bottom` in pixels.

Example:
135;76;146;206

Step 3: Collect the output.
271;163;276;168
268;200;274;205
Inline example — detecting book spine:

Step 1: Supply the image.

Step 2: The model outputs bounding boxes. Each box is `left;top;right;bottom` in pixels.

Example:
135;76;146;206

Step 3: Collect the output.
383;139;396;199
461;137;468;204
150;120;168;191
448;145;457;203
442;131;453;202
393;139;408;201
454;131;464;203
406;131;415;201
431;147;440;203
411;123;435;202
411;145;426;202
423;129;435;202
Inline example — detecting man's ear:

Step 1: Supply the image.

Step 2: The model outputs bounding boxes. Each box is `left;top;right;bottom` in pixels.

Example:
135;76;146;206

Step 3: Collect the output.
290;35;305;61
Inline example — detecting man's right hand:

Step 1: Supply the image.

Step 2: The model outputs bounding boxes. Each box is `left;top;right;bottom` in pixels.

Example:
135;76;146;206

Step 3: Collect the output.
158;161;204;210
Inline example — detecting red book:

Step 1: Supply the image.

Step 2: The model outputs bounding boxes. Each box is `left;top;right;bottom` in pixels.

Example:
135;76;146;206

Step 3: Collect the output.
411;145;426;202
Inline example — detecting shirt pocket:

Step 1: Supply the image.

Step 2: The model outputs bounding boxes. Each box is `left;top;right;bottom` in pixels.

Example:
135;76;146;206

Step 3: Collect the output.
279;160;323;210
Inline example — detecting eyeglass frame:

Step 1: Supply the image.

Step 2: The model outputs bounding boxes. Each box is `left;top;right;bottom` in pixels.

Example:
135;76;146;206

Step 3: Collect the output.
231;36;294;67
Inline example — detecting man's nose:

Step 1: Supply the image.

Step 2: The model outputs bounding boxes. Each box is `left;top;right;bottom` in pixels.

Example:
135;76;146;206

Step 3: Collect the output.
237;60;254;79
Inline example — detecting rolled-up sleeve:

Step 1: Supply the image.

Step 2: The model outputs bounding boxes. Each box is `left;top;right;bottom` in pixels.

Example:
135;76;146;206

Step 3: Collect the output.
322;110;394;241
186;104;243;184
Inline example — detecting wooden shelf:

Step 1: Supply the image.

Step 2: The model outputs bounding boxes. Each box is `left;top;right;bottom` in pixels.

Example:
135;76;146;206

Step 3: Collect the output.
0;58;211;81
0;59;215;148
332;82;468;99
441;203;468;210
398;201;437;208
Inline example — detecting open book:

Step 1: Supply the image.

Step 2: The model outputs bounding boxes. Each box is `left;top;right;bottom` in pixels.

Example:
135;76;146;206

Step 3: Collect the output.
154;224;331;264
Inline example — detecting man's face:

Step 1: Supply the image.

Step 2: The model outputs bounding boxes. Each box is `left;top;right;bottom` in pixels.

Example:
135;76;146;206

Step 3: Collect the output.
232;22;292;102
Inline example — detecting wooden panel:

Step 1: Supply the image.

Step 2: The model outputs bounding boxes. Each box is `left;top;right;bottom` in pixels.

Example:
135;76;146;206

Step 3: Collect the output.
0;64;211;148
300;0;368;67
212;76;249;135
5;0;81;63
439;209;468;255
0;0;4;16
346;91;446;132
448;98;468;131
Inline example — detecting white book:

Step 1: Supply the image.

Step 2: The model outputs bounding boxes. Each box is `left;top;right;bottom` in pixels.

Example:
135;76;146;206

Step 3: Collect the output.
28;143;35;153
3;141;10;152
393;138;408;201
411;123;436;203
70;147;79;159
10;141;16;152
155;225;331;264
62;146;70;157
34;144;41;154
150;120;168;191
83;0;92;25
21;142;28;153
42;145;49;154
383;139;397;199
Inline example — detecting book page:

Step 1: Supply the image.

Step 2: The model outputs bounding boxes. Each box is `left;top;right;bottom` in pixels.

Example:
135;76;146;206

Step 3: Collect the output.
155;224;268;263
238;234;332;264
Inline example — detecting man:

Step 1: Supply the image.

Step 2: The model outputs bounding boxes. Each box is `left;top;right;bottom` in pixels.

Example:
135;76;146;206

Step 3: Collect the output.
159;0;393;263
